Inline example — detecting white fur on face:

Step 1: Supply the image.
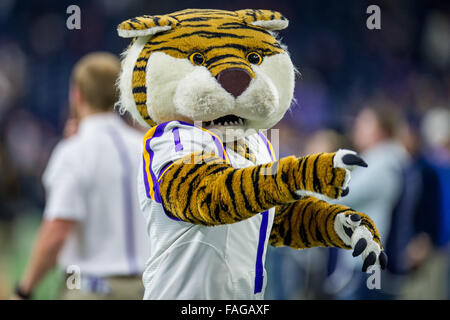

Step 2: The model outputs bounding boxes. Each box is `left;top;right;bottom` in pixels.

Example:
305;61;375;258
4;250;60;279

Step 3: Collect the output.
234;70;279;122
134;50;295;135
145;52;197;123
173;66;235;120
248;52;295;129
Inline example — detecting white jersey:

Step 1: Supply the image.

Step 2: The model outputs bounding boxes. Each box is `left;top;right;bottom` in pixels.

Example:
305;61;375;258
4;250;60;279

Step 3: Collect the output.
43;113;149;277
138;120;276;299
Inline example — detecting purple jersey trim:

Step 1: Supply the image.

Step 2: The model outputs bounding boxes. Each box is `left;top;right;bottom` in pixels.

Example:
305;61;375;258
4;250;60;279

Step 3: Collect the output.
172;127;183;152
144;122;169;203
254;210;269;294
254;132;275;294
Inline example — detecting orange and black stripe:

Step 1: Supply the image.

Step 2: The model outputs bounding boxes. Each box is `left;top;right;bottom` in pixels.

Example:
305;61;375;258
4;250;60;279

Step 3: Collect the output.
157;150;382;250
159;151;351;225
269;197;382;250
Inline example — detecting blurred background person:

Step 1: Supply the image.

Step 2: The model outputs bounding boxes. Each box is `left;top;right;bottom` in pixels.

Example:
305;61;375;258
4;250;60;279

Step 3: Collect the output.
347;105;410;244
324;104;410;299
11;52;149;300
421;108;450;250
397;107;450;299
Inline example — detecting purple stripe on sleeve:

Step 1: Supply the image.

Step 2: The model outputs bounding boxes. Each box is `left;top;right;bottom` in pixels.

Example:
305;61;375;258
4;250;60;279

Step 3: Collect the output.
145;122;169;203
172;127;183;152
144;122;182;222
142;155;150;198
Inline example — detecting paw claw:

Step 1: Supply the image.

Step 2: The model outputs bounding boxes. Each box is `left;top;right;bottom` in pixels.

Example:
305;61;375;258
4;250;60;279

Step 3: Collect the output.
379;251;388;270
344;226;353;238
341;187;349;197
342;154;368;167
352;238;367;257
362;251;377;272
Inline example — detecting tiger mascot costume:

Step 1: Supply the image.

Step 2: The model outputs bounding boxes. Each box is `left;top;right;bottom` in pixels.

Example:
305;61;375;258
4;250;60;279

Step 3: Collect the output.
116;8;387;299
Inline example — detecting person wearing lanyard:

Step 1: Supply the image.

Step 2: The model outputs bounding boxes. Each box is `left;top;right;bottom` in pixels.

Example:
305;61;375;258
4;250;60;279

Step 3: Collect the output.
13;52;149;300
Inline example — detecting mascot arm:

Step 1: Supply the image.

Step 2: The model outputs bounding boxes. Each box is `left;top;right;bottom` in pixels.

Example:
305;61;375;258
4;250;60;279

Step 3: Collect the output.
158;149;366;225
159;151;298;225
269;196;387;271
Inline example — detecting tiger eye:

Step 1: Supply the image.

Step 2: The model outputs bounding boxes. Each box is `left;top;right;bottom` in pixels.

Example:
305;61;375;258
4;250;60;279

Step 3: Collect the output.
247;52;262;65
189;52;205;66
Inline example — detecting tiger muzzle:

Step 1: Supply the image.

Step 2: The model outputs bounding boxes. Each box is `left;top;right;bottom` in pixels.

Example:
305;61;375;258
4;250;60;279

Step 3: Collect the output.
216;68;251;98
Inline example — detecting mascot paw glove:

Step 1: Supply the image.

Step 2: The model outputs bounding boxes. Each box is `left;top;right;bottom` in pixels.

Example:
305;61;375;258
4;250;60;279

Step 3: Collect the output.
295;149;367;199
334;211;388;271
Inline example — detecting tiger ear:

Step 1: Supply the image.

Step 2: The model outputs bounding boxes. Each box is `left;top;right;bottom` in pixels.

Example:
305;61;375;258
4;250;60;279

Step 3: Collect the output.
236;9;289;31
117;15;178;38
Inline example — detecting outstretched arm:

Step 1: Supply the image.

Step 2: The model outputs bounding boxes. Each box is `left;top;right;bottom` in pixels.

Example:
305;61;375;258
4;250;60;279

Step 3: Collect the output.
269;196;387;271
158;149;364;225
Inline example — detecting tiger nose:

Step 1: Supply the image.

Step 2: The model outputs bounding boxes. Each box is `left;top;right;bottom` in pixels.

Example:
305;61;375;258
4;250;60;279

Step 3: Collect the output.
216;68;251;98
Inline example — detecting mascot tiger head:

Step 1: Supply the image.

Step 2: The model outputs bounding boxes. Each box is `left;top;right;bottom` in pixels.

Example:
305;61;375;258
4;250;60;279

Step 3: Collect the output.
117;9;295;141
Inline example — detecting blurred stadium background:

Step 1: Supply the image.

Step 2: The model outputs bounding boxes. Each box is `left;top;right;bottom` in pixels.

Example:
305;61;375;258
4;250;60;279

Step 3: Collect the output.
0;0;448;299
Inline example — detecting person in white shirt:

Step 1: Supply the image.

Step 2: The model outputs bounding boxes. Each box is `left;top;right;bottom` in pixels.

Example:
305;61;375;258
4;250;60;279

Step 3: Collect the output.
13;52;149;300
